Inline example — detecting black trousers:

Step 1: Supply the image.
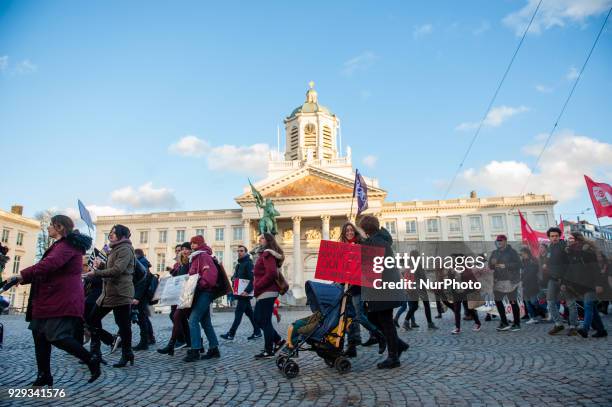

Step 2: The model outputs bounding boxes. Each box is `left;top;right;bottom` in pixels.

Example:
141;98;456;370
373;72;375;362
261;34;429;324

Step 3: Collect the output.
33;329;92;375
228;297;260;336
494;290;520;326
443;301;480;329
367;308;405;358
87;304;132;355
404;298;434;324
135;302;154;343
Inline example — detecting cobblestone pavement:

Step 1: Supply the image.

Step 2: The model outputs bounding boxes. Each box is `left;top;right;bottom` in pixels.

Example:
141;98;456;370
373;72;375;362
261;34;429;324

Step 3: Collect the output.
0;309;610;407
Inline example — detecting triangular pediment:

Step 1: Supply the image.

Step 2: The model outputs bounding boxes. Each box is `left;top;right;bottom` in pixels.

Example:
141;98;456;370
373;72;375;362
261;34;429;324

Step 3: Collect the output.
235;165;386;203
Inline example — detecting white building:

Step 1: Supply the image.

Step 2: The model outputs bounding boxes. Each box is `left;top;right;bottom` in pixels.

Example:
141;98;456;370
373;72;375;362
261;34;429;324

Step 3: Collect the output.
0;205;40;311
96;84;557;299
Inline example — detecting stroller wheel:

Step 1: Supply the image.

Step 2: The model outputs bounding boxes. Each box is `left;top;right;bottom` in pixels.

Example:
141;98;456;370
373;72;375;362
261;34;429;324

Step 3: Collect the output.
324;358;335;368
276;355;288;370
283;360;300;379
334;356;351;374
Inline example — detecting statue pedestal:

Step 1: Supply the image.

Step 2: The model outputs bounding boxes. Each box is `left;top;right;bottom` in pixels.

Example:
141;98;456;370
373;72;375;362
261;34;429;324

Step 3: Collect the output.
284;286;307;305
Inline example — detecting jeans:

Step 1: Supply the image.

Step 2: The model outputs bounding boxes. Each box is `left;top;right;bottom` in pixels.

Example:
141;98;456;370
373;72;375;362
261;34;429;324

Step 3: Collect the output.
583;292;605;333
395;302;408;320
229;297;260;336
547;279;577;327
188;291;218;350
255;296;281;353
347;294;381;344
525;293;547;319
87;303;132;356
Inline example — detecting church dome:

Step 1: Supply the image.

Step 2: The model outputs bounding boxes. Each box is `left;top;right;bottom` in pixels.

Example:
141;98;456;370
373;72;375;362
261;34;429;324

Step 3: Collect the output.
287;81;334;118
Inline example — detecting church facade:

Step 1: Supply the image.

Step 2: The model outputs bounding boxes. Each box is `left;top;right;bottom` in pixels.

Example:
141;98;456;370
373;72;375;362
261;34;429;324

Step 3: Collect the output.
95;84;557;299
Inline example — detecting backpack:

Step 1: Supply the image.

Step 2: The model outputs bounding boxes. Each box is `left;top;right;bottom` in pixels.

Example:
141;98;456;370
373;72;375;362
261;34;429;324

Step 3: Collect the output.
147;274;160;304
211;257;232;300
133;257;146;285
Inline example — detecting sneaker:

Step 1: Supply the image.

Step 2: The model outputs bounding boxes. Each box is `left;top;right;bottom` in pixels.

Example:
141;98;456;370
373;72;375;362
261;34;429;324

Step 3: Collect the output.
451;328;461;334
201;347;220;359
510;324;521;332
427;322;438;330
566;328;578;336
175;341;187;349
410;321;420;329
472;324;481;332
548;325;565;335
254;351;275;359
496;323;511;332
525;318;539;325
220;333;234;341
247;333;262;340
576;328;589;338
273;339;286;354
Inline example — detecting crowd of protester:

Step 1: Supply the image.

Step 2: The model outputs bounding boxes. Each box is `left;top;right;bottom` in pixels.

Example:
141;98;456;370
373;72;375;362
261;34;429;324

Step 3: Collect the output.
6;215;610;384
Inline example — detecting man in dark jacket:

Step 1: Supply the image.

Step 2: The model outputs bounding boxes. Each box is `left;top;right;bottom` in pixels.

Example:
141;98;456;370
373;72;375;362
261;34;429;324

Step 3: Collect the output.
359;215;409;369
221;246;261;340
133;249;155;350
543;227;576;335
489;235;522;331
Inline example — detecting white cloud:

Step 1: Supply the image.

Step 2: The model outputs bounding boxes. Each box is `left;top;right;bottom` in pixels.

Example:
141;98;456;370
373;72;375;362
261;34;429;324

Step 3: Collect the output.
168;135;210;157
566;66;579;80
456;105;529;131
413;24;434;39
457;131;612;201
0;56;8;72
341;51;377;76
503;0;612;36
473;21;491;35
362;155;378;168
208;143;270;176
111;182;178;209
535;84;554;93
13;59;37;74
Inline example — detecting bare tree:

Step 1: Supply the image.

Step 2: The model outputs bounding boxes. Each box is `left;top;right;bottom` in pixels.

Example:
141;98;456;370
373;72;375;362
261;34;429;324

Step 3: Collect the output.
34;209;58;260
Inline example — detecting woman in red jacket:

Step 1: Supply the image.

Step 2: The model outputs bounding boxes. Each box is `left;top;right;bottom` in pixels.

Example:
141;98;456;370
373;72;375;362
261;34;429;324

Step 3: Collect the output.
253;233;286;359
15;215;101;386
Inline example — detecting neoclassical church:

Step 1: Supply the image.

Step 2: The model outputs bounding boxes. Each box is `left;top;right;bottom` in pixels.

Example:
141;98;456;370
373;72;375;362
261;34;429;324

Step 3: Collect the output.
96;83;557;299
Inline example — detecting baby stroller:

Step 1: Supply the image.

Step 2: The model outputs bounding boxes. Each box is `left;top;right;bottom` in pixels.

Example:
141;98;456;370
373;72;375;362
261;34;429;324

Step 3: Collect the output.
276;280;355;379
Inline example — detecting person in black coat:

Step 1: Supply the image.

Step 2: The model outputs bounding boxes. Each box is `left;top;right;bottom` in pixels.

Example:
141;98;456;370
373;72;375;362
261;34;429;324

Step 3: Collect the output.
133;249;155;350
489;235;522;331
359;215;408;369
221;246;261;340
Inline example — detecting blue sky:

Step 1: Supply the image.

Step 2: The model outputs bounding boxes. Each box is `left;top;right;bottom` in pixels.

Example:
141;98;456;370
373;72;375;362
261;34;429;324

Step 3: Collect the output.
1;0;611;226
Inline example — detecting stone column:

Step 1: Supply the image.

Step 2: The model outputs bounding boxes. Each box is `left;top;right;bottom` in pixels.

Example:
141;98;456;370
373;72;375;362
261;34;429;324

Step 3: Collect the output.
291;216;304;298
243;219;251;249
321;215;330;240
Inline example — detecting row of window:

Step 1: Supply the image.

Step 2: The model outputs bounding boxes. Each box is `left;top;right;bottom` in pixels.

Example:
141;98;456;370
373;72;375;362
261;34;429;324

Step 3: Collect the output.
1;229;25;246
105;227;244;245
384;213;549;235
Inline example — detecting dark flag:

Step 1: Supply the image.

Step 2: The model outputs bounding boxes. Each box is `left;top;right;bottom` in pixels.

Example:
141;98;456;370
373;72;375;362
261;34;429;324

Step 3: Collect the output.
353;169;368;215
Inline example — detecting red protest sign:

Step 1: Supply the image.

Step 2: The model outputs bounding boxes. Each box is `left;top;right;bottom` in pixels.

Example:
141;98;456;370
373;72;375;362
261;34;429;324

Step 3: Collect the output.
314;240;384;287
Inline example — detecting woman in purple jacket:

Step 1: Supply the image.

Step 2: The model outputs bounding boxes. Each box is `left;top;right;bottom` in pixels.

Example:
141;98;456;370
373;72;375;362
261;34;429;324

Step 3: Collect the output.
15;215;101;386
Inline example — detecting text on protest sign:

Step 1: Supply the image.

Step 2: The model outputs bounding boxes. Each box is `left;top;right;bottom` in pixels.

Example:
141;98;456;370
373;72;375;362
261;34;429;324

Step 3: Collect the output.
314;240;384;287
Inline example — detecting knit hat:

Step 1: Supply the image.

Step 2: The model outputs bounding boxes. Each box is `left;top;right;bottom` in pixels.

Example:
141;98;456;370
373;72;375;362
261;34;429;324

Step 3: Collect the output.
181;242;192;249
496;234;507;241
190;235;205;246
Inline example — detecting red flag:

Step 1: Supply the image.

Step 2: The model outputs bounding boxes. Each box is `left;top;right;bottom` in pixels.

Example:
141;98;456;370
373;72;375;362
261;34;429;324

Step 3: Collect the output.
584;175;612;218
519;211;551;257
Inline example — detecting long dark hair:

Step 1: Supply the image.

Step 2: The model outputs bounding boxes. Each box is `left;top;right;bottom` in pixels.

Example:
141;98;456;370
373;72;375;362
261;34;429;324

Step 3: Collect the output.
340;222;363;243
262;232;284;267
50;215;74;238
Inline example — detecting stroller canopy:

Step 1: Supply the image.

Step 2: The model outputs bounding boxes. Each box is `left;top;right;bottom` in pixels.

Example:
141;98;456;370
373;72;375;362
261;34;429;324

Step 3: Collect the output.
305;281;344;315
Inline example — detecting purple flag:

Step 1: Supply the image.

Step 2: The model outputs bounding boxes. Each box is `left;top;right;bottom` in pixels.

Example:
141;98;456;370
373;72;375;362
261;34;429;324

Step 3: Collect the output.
353;169;369;215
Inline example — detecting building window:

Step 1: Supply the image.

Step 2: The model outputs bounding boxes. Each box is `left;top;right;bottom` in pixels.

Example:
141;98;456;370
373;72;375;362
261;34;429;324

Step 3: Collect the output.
384;221;396;234
12;255;21;274
448;218;462;234
491;215;505;231
405;219;417;234
104;232;109;243
215;228;224;241
533;213;548;230
1;229;9;243
514;215;522;232
214;250;224;263
233;227;243;241
16;232;24;246
139;231;148;244
426;219;439;234
469;216;482;233
156;253;166;273
158;230;167;244
195;228;205;238
176;230;185;243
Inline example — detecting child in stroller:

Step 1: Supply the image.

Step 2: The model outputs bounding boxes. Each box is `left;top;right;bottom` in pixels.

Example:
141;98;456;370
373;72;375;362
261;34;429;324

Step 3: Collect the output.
276;280;355;378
